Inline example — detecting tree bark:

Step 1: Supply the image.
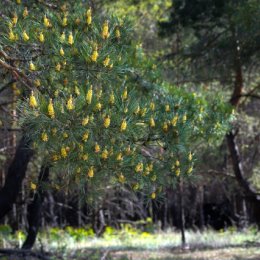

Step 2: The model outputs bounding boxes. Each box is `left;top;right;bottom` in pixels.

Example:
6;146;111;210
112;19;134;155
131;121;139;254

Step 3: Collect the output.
22;166;50;249
0;136;33;219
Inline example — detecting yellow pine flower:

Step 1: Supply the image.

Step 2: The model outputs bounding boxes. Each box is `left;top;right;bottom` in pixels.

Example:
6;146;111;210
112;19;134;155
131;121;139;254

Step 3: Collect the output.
171;115;178;126
109;93;115;105
101;20;109;39
61;146;67;158
133;183;139;190
101;149;109;159
187;166;193;174
74;86;80;96
29;61;36;71
150;117;155;128
68;32;74;45
115;27;120;39
175;160;180;167
120;119;127;132
163;122;168;132
60;47;65;56
150;102;155;111
12;14;18;25
95;143;100;153
122;88;127;100
38;32;44;42
75;18;81;25
118;174;125;183
82;116;89;126
86;8;92;25
183;113;187;123
86;85;93;104
125;146;131;155
109;63;113;69
116;152;123;161
43;15;51;28
66;95;74;110
23;7;28;18
78;144;83;152
188;152;192;161
91;47;98;62
175;168;180;176
16;0;21;4
48;99;55;118
62;16;68;27
134;105;140;115
82;131;89;142
103;56;110;67
151;192;156;199
31;182;37;190
23;31;29;41
95;102;102;111
34;79;41;87
165;104;170;112
63;132;68;139
9;30;16;41
82;154;88;161
41;132;48;142
55;63;61;71
52;154;59;161
135;162;143;173
29;91;37;108
51;128;57;135
151;175;157;181
88;166;94;178
60;32;66;42
104;116;111;128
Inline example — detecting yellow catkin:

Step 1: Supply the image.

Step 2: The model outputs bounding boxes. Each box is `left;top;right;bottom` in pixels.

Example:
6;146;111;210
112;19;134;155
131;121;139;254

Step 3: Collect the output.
91;47;98;62
95;143;100;153
165;104;170;112
61;147;67;158
38;32;44;42
150;102;155;111
118;174;125;183
101;149;109;159
104;116;111;128
62;16;67;27
163;122;168;132
103;56;110;67
66;95;74;110
55;63;61;71
188;152;192;161
187;166;193;174
135;162;143;173
29;91;37;108
171;115;178;126
149;117;155;128
23;7;28;18
95;102;102;111
82;131;89;142
88;166;94;178
9;30;16;41
86;8;92;25
23;31;29;41
86;86;93;104
43;15;51;28
101;20;109;39
68;32;74;45
122;88;127;100
175;168;180;176
116;152;123;161
31;182;37;190
176;160;180;167
82;116;89;126
41;132;48;142
183;113;187;123
60;47;65;56
115;27;120;39
29;61;36;71
109;93;115;105
48;99;55;118
60;32;66;42
12;14;18;25
120;119;127;132
151;192;156;199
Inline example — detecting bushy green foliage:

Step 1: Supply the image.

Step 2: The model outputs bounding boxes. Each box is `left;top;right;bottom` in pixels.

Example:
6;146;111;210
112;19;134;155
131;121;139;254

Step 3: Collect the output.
0;0;231;199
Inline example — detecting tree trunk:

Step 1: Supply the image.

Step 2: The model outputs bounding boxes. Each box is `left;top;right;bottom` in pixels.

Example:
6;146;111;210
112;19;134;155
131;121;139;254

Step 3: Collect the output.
22;166;49;249
0;136;33;219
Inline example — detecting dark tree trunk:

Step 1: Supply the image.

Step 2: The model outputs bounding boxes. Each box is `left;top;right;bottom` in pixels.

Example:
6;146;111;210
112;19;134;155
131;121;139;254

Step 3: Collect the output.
0;136;33;219
22;166;50;249
178;178;186;248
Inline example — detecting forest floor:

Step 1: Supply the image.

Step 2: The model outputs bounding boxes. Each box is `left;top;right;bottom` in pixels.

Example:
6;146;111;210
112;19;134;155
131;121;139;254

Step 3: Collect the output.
1;226;260;260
